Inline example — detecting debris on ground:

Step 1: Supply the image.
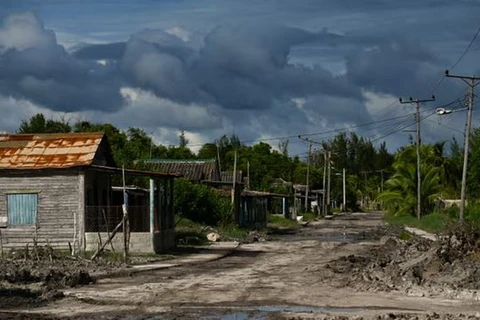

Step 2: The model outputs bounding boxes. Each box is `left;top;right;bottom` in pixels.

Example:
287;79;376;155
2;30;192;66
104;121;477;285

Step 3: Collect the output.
0;246;125;309
243;230;269;243
325;224;480;299
285;312;480;320
206;232;221;242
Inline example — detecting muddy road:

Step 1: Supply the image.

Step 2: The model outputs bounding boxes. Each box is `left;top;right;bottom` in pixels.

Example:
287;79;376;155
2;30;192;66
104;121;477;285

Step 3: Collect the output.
2;212;479;319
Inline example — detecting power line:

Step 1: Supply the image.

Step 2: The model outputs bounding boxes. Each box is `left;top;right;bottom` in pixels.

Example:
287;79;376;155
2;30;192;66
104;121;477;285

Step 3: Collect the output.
449;22;480;71
367;106;437;142
425;119;464;134
371;111;436;143
429;21;480;95
185;112;417;147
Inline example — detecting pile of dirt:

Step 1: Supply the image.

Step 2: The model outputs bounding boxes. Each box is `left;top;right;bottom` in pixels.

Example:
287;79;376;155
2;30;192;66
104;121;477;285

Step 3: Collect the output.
0;247;125;309
326;225;480;298
286;313;480;320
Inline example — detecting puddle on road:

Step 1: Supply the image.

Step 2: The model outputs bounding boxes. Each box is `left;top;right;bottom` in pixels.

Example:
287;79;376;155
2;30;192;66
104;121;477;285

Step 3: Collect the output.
272;232;378;243
158;305;364;320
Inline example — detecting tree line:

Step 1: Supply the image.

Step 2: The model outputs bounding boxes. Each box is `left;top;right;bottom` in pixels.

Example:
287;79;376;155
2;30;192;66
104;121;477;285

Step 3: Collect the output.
18;113;398;211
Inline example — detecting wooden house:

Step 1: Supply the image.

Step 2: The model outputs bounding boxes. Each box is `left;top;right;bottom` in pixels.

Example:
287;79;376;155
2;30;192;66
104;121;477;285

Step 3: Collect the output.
0;133;177;253
140;158;220;182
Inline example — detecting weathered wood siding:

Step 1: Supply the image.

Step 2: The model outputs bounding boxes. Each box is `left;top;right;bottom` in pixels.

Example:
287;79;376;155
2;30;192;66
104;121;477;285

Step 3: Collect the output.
0;170;82;250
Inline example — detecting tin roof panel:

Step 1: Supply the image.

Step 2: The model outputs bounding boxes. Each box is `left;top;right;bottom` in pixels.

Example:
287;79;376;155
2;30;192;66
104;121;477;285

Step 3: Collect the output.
0;133;104;169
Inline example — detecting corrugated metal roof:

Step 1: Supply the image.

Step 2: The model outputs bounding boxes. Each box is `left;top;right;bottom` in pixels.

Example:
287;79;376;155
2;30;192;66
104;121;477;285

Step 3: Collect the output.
221;171;244;183
140;158;219;181
0;133;105;169
214;188;288;198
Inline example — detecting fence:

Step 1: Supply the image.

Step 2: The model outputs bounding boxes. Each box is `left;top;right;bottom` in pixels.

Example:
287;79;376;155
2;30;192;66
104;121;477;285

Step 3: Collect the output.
85;206;150;233
238;197;268;228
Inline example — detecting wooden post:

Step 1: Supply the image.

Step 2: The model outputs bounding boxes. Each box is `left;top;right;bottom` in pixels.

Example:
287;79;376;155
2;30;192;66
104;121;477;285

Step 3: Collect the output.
232;151;238;223
91;217;126;260
0;229;3;258
102;209;115;252
305;142;312;212
247;161;250;190
322;151;327;216
149;178;155;252
232;150;237;203
122;165;129;263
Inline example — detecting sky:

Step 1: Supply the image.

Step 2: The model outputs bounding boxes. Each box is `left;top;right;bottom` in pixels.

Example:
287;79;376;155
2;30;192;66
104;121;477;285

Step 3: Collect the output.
0;0;479;157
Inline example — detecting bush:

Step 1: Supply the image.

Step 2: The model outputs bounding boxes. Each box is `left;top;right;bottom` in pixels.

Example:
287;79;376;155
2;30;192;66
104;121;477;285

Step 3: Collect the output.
384;211;453;234
174;179;232;226
267;214;298;229
466;202;480;227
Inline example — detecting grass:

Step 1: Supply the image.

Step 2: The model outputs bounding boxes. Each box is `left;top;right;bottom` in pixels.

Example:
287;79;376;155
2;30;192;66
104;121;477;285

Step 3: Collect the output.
267;214;299;229
384;212;454;234
300;212;318;222
175;216;250;243
218;225;249;241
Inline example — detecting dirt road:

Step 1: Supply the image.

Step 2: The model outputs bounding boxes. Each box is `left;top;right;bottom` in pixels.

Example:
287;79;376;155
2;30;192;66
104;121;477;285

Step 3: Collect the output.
2;212;479;319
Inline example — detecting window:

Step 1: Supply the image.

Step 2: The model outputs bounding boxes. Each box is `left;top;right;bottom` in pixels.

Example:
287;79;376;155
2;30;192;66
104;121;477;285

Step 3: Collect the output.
7;193;38;226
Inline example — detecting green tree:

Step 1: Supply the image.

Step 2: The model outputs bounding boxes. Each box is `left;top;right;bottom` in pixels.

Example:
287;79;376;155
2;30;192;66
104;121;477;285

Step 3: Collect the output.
377;145;442;216
19;113;71;133
198;143;218;160
467;128;480;199
179;130;189;148
174;179;232;225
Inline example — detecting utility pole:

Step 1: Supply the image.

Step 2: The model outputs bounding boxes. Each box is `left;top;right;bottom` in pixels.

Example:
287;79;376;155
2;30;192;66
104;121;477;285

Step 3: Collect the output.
231;150;237;204
216;142;222;174
327;151;331;214
247;161;251;189
342;168;346;213
445;70;480;222
322;151;327;216
305;142;312;212
376;170;385;193
399;95;435;220
360;171;369;210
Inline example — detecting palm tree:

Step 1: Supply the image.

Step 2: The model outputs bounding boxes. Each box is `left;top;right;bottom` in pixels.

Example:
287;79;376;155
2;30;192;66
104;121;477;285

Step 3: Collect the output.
377;145;442;216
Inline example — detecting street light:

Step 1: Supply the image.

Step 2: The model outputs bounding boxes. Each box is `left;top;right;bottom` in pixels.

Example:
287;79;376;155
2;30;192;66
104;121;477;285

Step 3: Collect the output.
435;108;452;115
435;107;467;116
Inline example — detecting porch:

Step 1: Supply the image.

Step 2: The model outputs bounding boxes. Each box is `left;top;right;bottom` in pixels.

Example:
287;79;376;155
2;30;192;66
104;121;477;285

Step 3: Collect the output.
82;166;177;253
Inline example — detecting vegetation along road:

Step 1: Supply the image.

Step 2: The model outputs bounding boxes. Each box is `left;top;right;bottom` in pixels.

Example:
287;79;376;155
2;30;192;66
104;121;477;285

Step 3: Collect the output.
2;211;479;320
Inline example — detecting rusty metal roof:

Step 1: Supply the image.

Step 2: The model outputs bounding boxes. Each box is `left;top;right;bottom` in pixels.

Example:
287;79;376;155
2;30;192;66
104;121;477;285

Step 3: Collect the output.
140;158;219;181
0;132;106;169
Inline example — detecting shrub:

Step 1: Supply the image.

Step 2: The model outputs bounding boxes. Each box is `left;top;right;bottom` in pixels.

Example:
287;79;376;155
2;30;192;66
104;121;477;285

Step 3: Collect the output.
466;202;480;227
174;179;232;226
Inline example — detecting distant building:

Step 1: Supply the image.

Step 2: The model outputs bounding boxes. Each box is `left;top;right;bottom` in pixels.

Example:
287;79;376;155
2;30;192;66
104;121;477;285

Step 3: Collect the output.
139;158;220;182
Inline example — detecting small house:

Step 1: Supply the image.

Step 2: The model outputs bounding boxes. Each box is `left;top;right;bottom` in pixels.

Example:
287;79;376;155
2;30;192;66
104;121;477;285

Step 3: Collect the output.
140;158;220;182
0;133;177;253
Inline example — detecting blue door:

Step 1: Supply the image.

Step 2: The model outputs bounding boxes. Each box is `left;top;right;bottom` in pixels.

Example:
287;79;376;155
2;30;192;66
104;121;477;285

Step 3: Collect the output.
7;193;38;226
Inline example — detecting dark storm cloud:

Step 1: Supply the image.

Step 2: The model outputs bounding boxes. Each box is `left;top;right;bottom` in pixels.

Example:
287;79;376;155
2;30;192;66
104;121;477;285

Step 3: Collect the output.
345;37;467;103
0;2;477;137
72;42;126;60
0;12;123;112
117;24;361;110
0;11;362;114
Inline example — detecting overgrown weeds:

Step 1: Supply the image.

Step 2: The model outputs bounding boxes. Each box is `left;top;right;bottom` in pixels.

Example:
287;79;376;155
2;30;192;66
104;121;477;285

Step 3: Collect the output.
301;212;318;221
383;212;453;233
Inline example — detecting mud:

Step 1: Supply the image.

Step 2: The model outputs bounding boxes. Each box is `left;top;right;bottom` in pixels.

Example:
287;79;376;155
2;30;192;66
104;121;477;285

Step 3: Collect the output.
1;212;480;319
0;248;125;310
326;223;480;299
